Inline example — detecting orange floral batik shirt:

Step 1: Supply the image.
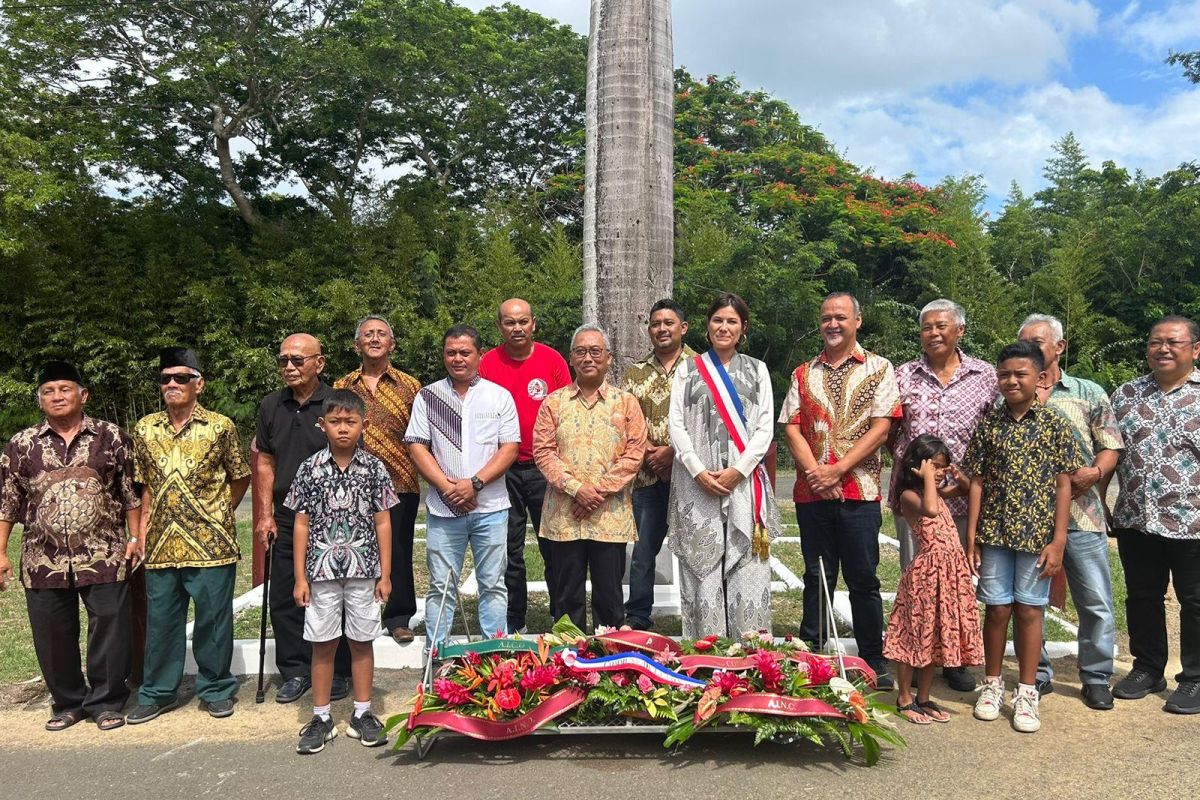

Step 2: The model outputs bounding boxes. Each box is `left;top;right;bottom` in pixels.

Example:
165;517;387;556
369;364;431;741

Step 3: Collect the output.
778;344;902;504
532;382;648;543
335;365;422;495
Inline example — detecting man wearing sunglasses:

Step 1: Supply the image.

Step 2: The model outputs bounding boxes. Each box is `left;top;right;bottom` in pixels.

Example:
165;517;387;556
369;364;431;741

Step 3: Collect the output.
254;334;351;703
126;348;251;723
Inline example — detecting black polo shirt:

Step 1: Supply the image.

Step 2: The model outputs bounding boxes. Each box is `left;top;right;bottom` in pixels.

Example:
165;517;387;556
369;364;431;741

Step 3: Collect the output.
256;381;332;514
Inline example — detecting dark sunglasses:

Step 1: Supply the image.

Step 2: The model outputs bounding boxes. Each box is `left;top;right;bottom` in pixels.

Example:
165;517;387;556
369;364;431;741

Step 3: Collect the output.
277;354;319;368
158;373;199;385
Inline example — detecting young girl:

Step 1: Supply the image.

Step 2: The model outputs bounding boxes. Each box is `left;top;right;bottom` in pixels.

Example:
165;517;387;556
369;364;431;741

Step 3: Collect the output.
884;434;984;724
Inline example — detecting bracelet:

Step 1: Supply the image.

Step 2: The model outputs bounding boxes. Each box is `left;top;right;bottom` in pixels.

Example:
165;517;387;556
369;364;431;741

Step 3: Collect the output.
128;537;140;544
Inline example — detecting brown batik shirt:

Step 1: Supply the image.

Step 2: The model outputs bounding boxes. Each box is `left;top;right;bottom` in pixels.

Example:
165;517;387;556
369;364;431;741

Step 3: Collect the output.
0;416;140;588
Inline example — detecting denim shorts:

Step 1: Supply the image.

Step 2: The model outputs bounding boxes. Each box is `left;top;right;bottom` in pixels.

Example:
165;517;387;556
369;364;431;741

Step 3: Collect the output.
976;545;1051;606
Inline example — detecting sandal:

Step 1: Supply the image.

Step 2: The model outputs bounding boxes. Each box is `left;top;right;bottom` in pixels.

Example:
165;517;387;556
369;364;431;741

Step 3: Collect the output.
896;702;932;725
45;708;88;732
916;699;951;723
95;711;126;731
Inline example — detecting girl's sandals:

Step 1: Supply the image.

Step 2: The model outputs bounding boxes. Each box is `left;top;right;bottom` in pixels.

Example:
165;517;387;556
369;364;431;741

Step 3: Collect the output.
45;708;88;732
95;711;126;731
916;699;951;723
897;702;932;725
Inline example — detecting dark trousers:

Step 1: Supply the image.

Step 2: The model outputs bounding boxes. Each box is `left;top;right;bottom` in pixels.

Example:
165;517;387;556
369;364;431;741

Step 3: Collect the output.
26;578;131;716
796;500;885;666
504;462;552;630
128;567;147;687
381;493;420;631
139;564;237;705
547;539;626;633
625;481;671;627
1116;529;1200;682
270;512;351;681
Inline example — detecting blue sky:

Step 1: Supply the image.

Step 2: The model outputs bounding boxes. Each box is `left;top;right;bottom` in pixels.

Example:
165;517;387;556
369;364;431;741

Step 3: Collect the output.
462;1;1200;210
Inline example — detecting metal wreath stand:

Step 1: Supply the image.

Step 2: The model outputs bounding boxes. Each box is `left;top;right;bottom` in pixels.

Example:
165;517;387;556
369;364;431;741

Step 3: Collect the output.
410;553;847;760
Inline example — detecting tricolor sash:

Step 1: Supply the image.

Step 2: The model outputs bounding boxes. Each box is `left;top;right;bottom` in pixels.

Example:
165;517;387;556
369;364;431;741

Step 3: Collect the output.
693;351;771;558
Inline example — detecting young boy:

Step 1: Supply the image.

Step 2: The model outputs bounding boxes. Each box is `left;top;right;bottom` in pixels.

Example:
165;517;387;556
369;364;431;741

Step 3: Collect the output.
961;341;1084;733
285;389;398;754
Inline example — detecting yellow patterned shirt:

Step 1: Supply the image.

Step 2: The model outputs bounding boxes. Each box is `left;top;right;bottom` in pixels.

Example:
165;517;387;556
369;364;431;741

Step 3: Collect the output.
622;345;697;489
133;405;251;568
532;383;648;543
336;365;422;494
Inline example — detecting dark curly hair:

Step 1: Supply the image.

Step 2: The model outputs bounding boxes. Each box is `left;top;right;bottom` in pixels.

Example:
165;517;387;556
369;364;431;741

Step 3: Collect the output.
897;434;952;497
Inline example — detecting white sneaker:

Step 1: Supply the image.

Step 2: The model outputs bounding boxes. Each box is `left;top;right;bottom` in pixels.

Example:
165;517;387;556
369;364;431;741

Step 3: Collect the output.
1012;685;1041;733
974;677;1005;721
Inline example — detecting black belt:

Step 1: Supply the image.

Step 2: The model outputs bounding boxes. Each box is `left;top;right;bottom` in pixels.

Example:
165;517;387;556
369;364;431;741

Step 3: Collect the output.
512;460;539;470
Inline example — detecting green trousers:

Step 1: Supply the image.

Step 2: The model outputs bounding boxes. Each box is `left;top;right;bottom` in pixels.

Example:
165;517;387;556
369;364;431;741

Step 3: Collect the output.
138;564;237;705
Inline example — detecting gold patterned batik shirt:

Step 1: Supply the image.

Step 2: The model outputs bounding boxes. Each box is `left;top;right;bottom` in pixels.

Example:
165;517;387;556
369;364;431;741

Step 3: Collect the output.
133;405;251;569
961;402;1086;554
622;346;697;489
336;365;422;494
532;383;648;543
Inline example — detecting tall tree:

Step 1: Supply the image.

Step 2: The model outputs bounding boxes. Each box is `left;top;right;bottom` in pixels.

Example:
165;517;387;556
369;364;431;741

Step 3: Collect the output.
583;0;674;376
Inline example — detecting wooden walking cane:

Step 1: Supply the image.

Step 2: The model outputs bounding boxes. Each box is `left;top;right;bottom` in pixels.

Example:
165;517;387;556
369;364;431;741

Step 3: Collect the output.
255;537;273;704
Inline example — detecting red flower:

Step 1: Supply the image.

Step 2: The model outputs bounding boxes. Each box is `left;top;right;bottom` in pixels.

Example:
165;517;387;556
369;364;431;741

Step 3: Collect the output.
752;651;785;692
465;650;482;666
584;671;601;686
611;672;630;688
495;688;522;712
692;638;715;651
519;665;558;693
713;670;750;697
806;657;837;686
433;678;472;707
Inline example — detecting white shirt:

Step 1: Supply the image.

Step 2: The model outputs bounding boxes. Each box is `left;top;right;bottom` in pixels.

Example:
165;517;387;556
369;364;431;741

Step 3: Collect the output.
404;376;520;517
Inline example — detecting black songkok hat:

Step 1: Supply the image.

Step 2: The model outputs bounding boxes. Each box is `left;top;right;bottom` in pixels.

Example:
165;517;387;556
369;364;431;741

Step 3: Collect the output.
158;347;202;374
38;360;84;387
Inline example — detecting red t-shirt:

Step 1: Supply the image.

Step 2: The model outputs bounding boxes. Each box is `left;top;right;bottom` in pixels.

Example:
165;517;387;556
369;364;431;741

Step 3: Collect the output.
479;342;572;462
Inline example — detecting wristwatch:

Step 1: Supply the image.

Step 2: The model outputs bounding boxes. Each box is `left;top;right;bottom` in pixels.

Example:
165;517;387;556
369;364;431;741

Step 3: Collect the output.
470;476;484;493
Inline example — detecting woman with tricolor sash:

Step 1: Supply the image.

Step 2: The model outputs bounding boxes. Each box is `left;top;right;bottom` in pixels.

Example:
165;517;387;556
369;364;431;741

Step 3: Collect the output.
667;293;782;638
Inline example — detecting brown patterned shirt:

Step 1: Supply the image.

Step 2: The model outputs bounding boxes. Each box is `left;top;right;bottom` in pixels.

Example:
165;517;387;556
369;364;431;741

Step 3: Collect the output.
622;345;697;489
0;416;140;588
335;364;422;495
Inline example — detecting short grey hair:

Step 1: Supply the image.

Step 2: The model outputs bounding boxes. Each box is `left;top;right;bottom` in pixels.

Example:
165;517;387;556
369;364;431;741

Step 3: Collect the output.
1020;314;1064;344
919;299;966;327
822;291;861;318
355;314;394;340
571;323;612;351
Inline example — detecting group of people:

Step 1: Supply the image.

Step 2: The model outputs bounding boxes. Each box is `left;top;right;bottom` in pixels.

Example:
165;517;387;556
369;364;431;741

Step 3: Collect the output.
0;292;1196;753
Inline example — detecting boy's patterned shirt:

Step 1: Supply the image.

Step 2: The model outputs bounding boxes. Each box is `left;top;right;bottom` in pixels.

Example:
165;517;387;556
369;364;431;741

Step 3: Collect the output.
284;447;399;581
961;402;1086;553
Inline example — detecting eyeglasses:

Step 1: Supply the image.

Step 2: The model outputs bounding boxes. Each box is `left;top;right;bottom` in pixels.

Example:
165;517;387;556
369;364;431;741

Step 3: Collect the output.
1147;339;1194;351
158;373;199;385
277;354;319;368
571;347;607;359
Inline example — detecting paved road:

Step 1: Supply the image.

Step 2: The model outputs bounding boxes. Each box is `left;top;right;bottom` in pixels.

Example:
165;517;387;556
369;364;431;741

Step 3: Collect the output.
3;660;1194;800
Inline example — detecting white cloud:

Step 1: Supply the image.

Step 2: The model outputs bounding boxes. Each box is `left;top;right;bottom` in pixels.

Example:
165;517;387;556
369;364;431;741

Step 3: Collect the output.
815;82;1200;204
1116;0;1200;56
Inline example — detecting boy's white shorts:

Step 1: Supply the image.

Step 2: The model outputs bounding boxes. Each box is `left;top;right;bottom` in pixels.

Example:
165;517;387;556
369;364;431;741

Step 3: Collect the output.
303;578;380;643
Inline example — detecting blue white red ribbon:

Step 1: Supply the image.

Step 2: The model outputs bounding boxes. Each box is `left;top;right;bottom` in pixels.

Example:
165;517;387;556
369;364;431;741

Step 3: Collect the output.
563;650;707;689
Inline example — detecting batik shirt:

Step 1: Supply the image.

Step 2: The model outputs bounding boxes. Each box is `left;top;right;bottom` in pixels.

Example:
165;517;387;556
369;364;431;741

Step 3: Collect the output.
961;402;1086;553
1111;370;1200;540
622;346;697;489
890;350;996;517
133;405;251;569
1043;372;1124;533
284;447;399;581
778;344;902;503
0;417;140;588
533;382;648;543
335;365;422;494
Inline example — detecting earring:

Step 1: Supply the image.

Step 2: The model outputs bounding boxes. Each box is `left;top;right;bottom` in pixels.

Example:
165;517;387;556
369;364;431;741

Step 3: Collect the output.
738;333;748;346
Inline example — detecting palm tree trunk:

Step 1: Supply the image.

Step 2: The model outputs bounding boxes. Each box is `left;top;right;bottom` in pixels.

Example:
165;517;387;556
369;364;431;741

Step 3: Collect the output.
583;0;674;379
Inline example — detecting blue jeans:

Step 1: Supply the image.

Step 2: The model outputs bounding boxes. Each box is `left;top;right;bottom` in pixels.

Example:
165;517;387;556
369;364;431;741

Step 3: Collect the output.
624;482;671;627
425;510;508;649
977;545;1050;606
1036;530;1116;685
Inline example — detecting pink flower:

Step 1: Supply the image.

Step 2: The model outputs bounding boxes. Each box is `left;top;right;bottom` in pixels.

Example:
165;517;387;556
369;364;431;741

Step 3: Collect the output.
652;648;678;665
806;657;837;686
433;678;471;706
519;665;558;693
584;671;601;686
465;650;482;666
495;687;521;712
637;674;654;694
611;672;630;688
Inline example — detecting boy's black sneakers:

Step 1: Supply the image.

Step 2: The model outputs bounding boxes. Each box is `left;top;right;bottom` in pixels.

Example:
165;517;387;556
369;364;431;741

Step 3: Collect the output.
296;715;337;754
347;711;387;747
